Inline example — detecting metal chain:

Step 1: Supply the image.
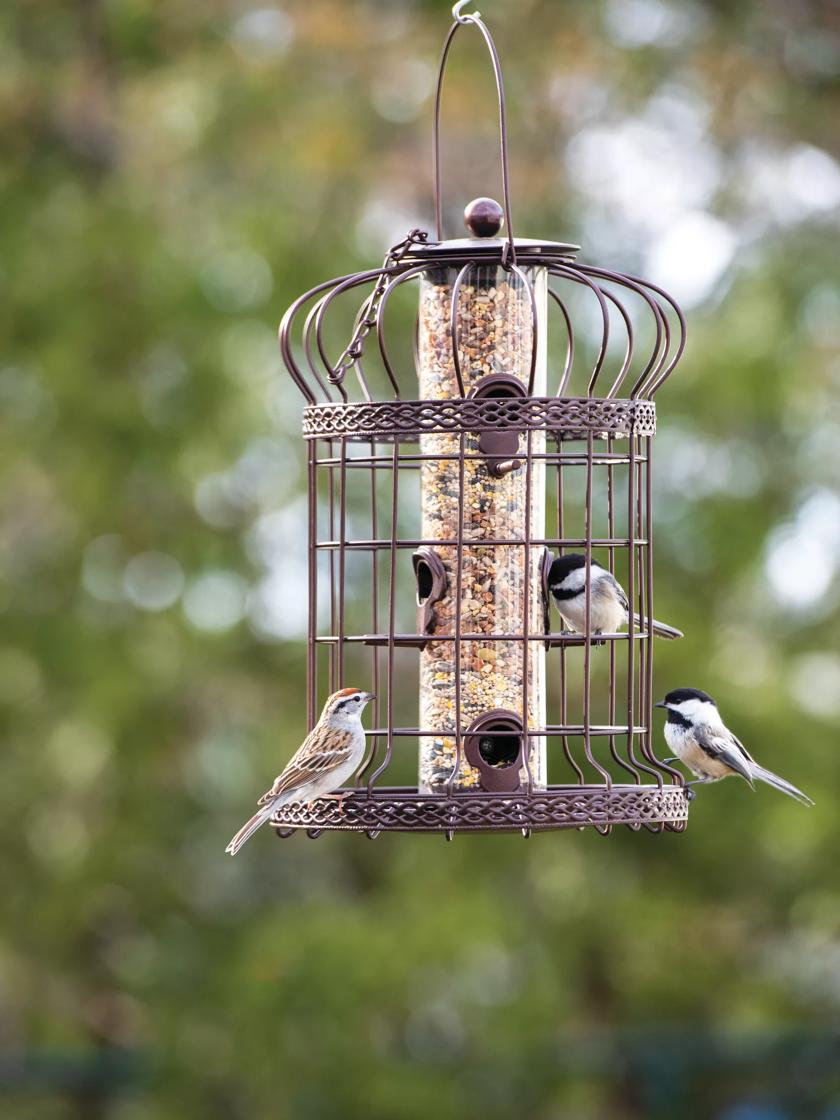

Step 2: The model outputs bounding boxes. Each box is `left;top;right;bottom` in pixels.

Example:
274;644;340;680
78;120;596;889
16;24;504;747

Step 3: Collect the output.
329;228;429;384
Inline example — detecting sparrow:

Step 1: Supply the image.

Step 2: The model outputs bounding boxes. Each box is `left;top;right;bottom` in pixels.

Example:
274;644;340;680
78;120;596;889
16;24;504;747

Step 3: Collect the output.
655;687;813;805
548;553;682;640
225;688;375;854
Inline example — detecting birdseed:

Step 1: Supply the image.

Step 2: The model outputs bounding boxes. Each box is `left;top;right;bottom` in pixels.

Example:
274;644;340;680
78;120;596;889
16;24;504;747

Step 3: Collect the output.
416;265;547;793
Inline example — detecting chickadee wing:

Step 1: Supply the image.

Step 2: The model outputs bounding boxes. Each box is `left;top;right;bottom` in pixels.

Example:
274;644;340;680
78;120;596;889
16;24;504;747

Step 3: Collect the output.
604;571;630;613
694;724;755;785
258;727;358;802
728;730;755;765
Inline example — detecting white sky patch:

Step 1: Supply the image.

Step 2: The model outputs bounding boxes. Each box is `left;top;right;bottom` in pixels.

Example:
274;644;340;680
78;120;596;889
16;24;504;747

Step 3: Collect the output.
736;142;840;228
655;426;764;501
248;568;309;640
229;437;300;509
645;211;736;308
790;652;840;719
246;501;309;639
370;58;433;124
765;489;840;611
603;0;703;48
230;8;294;61
194;471;243;529
183;571;249;633
786;145;840;212
356;197;420;257
566;118;722;235
123;552;185;612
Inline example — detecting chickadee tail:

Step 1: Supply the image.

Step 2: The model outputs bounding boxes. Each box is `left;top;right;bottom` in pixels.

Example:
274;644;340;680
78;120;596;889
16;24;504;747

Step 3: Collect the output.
225;802;277;855
750;764;814;807
632;614;684;640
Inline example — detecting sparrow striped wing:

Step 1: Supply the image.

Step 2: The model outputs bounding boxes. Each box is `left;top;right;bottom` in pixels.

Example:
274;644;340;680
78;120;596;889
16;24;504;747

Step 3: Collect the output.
694;723;755;784
257;727;357;803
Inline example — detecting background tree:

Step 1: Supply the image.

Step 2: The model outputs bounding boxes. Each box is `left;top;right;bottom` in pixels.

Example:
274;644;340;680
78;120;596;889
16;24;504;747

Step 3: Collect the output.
2;1;839;1117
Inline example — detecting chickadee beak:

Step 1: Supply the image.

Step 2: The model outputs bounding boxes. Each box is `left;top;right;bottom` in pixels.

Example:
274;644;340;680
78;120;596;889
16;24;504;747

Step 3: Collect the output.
653;701;667;709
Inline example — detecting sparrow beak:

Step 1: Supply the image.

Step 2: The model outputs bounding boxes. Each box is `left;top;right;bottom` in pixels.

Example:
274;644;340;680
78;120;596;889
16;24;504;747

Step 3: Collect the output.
361;692;376;702
653;701;667;709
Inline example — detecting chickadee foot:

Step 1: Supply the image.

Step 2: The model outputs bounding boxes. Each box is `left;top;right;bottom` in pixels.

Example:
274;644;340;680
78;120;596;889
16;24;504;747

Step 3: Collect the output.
684;787;696;802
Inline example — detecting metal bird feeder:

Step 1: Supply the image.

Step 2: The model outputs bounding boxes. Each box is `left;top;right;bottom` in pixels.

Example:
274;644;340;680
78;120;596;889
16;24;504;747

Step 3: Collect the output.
274;5;690;837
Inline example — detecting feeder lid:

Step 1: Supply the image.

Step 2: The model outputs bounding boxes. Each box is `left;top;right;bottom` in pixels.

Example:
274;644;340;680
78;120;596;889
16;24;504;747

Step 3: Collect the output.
405;196;579;261
405;235;579;260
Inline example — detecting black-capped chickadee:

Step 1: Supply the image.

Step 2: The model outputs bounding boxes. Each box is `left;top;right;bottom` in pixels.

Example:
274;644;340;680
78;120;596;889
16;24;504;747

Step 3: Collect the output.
548;553;682;640
655;687;813;805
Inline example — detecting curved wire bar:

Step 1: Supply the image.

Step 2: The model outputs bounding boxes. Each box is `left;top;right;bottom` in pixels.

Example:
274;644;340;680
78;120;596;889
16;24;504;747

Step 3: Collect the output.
279;280;339;403
600;288;634;399
280;249;685;406
345;299;378;403
284;261;419;403
449;262;475;397
577;265;669;399
304;294;348;402
625;275;687;398
548;288;575;397
509;262;539;394
374;263;431;399
312;271;406;402
546;264;610;397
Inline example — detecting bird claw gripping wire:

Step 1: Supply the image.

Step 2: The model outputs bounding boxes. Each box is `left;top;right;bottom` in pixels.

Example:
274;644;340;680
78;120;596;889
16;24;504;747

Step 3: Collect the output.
328;228;429;386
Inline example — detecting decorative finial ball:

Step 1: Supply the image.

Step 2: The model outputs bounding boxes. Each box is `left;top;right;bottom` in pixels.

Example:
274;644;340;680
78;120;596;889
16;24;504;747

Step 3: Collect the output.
464;197;504;238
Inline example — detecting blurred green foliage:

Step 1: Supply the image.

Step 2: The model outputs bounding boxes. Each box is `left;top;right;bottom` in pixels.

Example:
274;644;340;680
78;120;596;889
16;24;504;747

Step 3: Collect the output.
2;1;840;1117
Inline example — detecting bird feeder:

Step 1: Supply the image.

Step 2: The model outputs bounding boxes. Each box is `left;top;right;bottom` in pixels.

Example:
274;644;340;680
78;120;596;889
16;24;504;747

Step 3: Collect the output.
275;5;690;837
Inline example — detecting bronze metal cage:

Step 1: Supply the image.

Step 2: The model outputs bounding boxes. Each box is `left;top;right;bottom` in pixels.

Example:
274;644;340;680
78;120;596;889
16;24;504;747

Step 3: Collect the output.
273;6;691;838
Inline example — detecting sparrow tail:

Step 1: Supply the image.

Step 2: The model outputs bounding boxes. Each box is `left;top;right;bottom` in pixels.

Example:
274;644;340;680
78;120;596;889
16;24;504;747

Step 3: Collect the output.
632;614;684;640
226;802;278;855
750;764;814;806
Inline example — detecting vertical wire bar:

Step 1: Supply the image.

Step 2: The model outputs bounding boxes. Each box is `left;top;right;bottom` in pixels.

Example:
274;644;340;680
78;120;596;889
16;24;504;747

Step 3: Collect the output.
445;430;467;818
644;435;682;789
584;430;613;801
337;437;348;688
626;431;638;782
557;447;585;783
644;437;654;763
607;435;639;781
637;441;662;831
357;438;381;789
625;432;659;786
521;427;534;821
636;448;658;772
307;440;318;731
327;438;337;693
370;438;381;763
368;442;400;791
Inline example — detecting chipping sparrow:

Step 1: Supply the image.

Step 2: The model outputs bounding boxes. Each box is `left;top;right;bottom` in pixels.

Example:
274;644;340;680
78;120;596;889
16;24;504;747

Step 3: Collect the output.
225;688;375;854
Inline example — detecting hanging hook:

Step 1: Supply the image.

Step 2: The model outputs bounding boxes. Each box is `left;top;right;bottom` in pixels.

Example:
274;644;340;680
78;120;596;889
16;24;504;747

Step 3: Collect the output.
452;1;480;22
